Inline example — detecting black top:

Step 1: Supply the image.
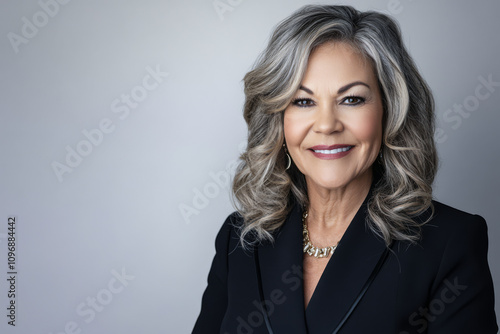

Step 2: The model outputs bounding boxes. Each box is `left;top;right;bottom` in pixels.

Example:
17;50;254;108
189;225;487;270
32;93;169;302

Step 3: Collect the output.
193;190;498;333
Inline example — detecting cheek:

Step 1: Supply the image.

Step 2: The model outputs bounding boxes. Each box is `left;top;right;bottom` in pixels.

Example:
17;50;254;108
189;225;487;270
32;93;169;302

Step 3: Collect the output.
283;112;309;170
283;112;303;146
351;110;383;145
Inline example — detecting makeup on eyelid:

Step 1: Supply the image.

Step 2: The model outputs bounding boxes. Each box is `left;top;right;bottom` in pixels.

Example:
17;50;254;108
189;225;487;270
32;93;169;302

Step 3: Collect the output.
291;95;367;107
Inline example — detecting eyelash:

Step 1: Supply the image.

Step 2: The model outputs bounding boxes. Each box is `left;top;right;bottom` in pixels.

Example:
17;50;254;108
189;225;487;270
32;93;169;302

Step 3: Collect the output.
291;95;366;107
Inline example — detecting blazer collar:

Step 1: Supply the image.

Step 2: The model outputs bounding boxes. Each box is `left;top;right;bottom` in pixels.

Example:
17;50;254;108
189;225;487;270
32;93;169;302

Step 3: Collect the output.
256;185;387;333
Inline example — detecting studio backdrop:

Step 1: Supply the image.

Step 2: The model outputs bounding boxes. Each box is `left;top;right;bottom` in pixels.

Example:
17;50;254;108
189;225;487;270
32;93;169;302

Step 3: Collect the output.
0;0;499;333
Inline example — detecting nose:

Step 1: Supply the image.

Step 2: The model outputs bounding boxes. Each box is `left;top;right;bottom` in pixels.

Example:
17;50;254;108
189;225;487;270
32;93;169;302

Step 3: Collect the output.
312;103;343;134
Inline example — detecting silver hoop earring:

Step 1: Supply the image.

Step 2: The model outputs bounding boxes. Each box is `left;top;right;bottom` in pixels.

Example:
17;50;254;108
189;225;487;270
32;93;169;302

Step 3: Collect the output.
283;143;292;170
285;153;292;170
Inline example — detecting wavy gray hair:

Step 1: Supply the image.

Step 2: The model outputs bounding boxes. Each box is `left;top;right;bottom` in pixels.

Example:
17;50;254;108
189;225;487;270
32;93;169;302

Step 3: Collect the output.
232;4;437;247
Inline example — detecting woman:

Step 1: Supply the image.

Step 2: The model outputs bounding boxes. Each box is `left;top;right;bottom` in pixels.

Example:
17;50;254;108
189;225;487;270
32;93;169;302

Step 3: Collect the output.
193;5;498;334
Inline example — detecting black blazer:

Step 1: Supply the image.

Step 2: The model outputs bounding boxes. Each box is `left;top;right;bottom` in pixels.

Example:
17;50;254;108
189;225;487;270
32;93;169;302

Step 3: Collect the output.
193;190;498;333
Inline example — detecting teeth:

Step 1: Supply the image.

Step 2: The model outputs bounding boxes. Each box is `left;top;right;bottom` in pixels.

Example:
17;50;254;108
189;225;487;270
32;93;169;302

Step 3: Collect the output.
314;146;352;154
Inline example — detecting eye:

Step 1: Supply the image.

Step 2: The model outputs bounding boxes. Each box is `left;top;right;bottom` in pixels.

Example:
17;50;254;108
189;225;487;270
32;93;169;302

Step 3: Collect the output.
341;96;365;106
291;98;315;108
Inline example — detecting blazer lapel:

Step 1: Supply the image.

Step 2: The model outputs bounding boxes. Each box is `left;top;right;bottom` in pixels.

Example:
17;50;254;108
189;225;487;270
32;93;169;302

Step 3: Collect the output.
254;182;388;334
305;191;387;333
256;203;309;333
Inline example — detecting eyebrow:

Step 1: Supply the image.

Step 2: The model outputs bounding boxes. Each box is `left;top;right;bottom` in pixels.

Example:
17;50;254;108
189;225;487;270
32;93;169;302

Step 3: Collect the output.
299;81;371;95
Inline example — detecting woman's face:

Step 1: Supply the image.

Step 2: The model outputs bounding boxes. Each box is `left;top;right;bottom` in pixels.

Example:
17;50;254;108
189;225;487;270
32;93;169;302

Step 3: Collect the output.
284;42;383;192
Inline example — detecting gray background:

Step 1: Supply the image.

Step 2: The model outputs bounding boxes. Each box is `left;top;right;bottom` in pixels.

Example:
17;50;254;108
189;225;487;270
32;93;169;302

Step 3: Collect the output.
0;0;498;333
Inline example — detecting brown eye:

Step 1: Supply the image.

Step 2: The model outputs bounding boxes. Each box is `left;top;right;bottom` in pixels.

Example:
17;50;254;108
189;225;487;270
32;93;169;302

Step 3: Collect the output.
342;96;365;106
292;98;314;107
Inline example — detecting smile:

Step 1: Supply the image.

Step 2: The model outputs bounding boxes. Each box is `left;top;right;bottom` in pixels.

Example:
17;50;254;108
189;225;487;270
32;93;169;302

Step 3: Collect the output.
309;145;354;160
313;147;352;154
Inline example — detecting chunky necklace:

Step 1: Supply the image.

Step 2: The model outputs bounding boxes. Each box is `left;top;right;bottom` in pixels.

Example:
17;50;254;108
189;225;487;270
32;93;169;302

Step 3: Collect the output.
302;210;338;258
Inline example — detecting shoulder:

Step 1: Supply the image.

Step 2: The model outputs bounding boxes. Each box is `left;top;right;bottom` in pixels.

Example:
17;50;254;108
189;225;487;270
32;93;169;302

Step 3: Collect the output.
420;200;488;245
430;200;486;226
218;211;243;232
213;211;245;252
394;200;491;279
400;200;491;282
215;210;242;238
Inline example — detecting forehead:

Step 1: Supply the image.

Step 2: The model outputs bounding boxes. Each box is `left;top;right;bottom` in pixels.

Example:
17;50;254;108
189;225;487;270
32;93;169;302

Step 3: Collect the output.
302;42;376;88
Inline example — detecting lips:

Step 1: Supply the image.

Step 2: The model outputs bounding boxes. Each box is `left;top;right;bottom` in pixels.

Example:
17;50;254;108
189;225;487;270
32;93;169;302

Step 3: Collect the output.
309;145;354;160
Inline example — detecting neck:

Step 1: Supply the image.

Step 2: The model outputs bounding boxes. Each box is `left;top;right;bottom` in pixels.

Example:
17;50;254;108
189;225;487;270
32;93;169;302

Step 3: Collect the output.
306;170;373;231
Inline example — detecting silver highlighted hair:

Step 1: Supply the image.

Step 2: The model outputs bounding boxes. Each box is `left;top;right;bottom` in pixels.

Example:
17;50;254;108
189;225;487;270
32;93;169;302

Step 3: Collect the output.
232;5;437;247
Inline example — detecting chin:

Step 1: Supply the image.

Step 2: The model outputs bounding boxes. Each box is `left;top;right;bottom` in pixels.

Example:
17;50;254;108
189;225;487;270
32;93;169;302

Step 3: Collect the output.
307;176;350;190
